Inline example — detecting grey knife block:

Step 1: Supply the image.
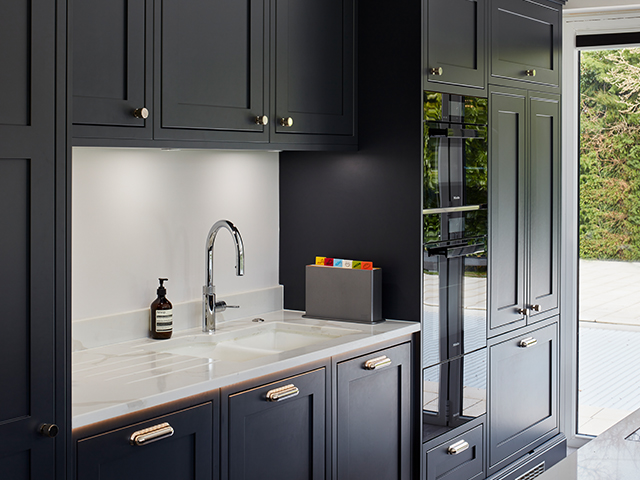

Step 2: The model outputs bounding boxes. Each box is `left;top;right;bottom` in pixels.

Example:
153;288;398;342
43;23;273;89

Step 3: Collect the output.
303;265;384;324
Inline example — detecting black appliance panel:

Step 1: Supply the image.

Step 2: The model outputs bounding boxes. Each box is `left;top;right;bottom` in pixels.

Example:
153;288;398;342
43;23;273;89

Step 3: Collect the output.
422;348;487;443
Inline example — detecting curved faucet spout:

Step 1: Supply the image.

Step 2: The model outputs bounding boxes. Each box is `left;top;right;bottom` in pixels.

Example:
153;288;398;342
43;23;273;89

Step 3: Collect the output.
203;220;245;333
206;220;245;288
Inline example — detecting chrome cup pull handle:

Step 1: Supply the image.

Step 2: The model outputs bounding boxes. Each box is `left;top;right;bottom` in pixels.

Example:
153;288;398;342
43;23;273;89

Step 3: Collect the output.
447;440;470;455
364;355;392;370
519;337;538;348
130;422;174;446
266;384;300;402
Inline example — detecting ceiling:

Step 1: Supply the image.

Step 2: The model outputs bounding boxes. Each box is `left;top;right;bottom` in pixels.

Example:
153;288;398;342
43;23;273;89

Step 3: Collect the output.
565;0;640;9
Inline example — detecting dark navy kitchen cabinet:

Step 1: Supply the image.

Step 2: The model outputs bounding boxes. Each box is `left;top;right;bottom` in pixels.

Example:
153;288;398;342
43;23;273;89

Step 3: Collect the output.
0;0;67;478
424;0;486;93
270;0;356;144
335;342;412;480
76;403;213;480
489;88;560;337
222;367;328;480
72;0;153;141
71;0;355;148
488;321;559;475
157;0;269;144
490;0;562;89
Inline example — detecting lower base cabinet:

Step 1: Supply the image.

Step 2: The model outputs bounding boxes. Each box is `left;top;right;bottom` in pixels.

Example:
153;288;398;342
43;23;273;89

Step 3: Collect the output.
73;336;415;480
223;367;327;480
76;403;213;480
488;321;559;474
424;424;484;480
336;342;412;480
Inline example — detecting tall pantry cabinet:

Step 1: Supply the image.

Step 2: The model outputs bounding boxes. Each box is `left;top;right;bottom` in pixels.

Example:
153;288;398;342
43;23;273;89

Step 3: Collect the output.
0;1;68;479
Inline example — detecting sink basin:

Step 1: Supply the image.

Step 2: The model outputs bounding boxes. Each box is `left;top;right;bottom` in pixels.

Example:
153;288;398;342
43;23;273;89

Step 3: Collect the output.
147;322;361;362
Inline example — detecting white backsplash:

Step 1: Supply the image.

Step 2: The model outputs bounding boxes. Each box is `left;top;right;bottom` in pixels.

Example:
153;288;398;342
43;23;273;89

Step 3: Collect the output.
72;285;284;351
72;147;281;326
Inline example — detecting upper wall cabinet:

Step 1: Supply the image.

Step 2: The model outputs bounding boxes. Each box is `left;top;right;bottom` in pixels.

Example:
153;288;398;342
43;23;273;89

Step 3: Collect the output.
270;0;356;144
71;0;356;149
72;0;153;140
157;0;269;144
489;0;561;89
424;0;486;94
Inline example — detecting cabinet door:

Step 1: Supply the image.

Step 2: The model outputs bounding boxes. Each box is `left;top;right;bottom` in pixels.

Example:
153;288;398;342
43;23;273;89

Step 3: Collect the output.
489;89;527;334
77;403;213;480
158;0;269;143
272;0;355;138
336;343;412;480
488;322;558;472
490;0;561;88
72;0;151;140
425;0;486;91
0;1;61;478
528;93;560;321
225;368;326;480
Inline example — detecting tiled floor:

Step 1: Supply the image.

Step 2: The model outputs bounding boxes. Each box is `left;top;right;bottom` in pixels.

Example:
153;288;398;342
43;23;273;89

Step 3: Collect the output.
578;259;640;436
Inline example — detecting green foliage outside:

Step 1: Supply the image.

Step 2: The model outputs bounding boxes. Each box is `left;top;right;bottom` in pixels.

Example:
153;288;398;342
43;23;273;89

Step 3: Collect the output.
580;48;640;260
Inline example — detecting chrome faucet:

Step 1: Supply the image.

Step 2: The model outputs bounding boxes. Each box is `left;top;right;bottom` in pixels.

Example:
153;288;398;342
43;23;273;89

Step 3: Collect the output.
203;220;245;333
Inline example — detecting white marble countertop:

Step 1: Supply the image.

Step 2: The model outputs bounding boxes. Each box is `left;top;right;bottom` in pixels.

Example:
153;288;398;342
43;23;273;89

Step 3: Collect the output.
72;310;419;428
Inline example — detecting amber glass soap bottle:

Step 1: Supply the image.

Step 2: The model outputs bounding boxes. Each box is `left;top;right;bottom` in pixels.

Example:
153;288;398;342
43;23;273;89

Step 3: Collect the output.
150;278;173;339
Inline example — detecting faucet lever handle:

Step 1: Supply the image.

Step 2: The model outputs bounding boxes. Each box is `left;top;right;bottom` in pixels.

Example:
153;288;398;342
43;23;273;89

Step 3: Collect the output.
214;300;240;313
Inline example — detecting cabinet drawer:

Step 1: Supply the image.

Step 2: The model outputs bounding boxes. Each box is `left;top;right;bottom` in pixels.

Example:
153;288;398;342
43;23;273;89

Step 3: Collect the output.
425;424;484;480
77;403;213;480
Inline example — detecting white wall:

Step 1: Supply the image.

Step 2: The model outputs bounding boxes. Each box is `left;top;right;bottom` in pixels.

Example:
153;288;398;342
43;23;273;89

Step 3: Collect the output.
72;147;280;321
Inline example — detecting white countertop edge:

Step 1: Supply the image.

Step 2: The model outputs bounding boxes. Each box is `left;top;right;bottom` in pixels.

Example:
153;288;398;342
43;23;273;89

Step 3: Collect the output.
72;311;419;429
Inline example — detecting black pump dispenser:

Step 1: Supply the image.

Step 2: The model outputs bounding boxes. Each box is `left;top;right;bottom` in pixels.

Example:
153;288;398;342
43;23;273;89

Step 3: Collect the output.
150;278;173;339
157;278;168;297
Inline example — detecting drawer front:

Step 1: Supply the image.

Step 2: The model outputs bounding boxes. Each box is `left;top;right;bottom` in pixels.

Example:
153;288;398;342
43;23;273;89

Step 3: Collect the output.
426;424;484;480
77;403;213;480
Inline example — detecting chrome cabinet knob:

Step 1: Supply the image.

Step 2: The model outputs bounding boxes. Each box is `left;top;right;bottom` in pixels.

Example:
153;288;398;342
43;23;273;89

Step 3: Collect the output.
525;69;537;77
255;115;269;126
531;304;541;312
280;117;294;127
429;67;444;76
39;424;59;438
517;307;529;316
133;107;149;119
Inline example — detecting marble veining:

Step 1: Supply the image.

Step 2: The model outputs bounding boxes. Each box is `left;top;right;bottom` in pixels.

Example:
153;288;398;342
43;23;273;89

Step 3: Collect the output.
73;310;419;428
539;407;640;479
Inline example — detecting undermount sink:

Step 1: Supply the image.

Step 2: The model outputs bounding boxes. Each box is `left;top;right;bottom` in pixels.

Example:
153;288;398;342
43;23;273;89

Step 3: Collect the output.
147;322;361;362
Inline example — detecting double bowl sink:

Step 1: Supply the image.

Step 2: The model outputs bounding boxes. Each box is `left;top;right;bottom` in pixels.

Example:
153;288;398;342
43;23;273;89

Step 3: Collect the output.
145;321;362;363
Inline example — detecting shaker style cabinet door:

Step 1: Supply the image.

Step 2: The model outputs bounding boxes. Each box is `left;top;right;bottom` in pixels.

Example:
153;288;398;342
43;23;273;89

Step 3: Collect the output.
271;0;355;140
0;1;61;479
489;89;527;333
72;0;152;140
157;0;269;143
488;322;559;473
527;93;560;322
335;343;412;480
76;404;213;480
223;368;326;480
424;0;486;92
490;0;561;88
